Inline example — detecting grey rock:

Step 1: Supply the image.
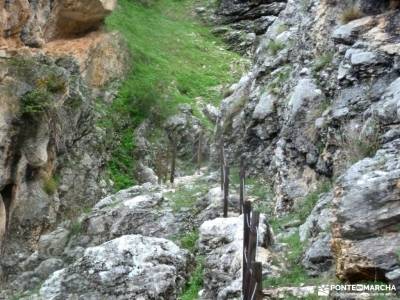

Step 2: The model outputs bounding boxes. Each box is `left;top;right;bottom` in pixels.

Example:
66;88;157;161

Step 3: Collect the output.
302;234;333;276
288;79;322;116
38;227;70;257
252;92;275;120
332;17;376;45
199;215;270;300
299;192;334;242
332;138;400;280
34;258;64;280
38;235;192;300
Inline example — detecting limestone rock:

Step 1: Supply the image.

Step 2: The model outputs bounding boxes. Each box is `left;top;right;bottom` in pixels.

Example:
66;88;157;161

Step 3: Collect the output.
38;235;192;300
45;0;116;40
332;139;400;281
199;215;270;299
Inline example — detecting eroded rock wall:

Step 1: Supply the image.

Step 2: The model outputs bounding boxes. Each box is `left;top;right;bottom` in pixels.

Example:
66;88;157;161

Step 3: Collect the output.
0;0;129;285
214;0;400;286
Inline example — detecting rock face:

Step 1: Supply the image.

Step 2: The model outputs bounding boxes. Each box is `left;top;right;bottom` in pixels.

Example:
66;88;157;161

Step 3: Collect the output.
196;0;287;54
213;0;400;289
0;173;222;298
0;0;116;48
0;0;129;290
38;235;192;300
332;139;400;283
199;215;271;299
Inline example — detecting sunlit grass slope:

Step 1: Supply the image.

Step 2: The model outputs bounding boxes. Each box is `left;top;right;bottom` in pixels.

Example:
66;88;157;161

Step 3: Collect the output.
104;0;246;190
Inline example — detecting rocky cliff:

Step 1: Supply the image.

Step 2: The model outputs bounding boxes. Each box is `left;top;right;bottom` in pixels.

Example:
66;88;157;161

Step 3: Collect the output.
2;0;400;298
0;0;129;285
211;0;400;291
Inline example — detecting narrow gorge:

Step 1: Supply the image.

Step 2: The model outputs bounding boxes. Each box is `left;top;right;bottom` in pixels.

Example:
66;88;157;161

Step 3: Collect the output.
1;0;400;299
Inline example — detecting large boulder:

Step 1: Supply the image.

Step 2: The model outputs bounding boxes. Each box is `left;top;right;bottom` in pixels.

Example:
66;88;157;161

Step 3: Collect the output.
44;0;116;40
199;215;271;300
37;235;192;300
332;139;400;282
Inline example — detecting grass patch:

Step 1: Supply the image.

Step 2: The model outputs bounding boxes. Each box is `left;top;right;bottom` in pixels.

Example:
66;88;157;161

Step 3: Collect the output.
267;65;292;95
266;39;285;56
179;256;204;300
263;232;309;287
42;175;59;196
165;180;209;212
339;125;381;164
179;230;199;252
340;6;363;24
294;180;332;223
269;180;332;233
68;221;83;239
104;0;246;190
312;52;334;73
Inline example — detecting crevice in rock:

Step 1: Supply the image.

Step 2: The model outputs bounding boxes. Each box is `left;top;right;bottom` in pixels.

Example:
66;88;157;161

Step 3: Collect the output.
1;183;16;232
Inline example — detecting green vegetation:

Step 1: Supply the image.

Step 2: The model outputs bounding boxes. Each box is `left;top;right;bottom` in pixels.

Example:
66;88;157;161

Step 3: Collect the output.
266;39;285;56
104;0;246;190
42;175;59;196
264;233;310;287
340;126;381;164
69;221;83;239
312;52;334;73
21;89;52;114
264;181;334;289
179;230;199;252
340;6;363;24
294;180;332;223
179;256;204;300
165;180;209;212
267;65;292;95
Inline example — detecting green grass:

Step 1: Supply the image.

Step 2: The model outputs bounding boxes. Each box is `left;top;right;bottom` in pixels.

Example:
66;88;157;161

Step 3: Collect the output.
264;181;334;289
179;230;199;252
294;180;332;223
42;175;59;196
312;52;334;73
103;0;246;190
179;256;204;300
68;221;83;239
266;39;285;55
165;180;209;212
263;232;329;289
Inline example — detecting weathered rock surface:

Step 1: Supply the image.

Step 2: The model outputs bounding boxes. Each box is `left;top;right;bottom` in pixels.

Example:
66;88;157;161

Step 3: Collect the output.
199;215;271;299
213;0;400;288
36;235;192;300
0;0;130;293
198;0;287;54
0;0;116;48
332;139;400;282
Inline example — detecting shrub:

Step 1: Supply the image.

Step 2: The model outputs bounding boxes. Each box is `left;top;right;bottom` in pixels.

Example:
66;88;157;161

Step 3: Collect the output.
43;176;58;195
21;89;52;114
340;6;363;24
179;230;199;252
36;74;66;93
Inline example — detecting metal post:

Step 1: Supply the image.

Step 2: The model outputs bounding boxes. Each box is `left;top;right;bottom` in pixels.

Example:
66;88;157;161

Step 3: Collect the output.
239;156;245;215
251;262;263;300
170;139;177;184
243;201;252;298
223;166;229;218
197;131;202;172
220;136;224;191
